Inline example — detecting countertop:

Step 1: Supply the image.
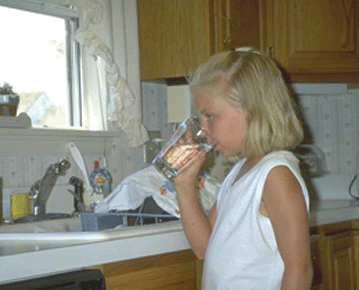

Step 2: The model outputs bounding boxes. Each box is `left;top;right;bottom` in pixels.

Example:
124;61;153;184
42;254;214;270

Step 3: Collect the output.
309;199;359;225
1;199;359;285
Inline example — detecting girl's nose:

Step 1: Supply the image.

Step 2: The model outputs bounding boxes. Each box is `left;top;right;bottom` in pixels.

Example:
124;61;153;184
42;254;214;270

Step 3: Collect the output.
200;118;208;133
198;119;215;148
199;119;210;140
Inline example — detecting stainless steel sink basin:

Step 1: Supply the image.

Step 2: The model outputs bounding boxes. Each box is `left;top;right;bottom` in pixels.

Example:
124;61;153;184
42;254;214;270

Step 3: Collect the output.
0;215;182;258
0;199;179;248
0;217;111;247
13;213;72;224
0;217;82;233
0;211;179;246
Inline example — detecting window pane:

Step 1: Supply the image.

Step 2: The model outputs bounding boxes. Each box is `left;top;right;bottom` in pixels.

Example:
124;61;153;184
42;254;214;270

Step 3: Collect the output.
0;6;72;127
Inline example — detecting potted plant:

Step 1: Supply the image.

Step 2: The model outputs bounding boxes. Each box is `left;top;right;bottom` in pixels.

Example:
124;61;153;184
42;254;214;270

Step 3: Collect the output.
0;82;20;116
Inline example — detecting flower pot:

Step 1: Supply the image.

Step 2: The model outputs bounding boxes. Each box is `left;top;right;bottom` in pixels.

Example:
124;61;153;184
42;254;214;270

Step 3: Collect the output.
0;94;19;116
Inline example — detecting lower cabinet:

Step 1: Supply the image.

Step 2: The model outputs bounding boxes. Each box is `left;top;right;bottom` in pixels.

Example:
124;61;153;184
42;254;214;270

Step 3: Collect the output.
89;220;359;289
326;231;356;290
311;220;359;290
311;236;324;289
90;250;203;290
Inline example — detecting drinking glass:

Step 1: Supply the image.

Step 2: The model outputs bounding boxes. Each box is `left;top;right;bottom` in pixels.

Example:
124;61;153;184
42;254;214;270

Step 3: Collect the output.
152;118;214;179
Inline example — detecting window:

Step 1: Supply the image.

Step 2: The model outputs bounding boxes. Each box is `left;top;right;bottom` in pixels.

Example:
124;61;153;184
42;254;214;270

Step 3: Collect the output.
0;0;81;128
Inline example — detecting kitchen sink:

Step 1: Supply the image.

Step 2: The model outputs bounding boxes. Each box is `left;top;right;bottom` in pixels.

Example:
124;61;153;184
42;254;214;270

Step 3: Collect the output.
0;217;182;258
0;216;82;233
0;216;114;247
0;210;179;249
0;197;179;249
12;213;72;224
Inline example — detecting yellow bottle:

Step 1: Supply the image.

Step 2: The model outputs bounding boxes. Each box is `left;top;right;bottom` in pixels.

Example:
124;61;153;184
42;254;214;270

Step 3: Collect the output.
11;193;30;220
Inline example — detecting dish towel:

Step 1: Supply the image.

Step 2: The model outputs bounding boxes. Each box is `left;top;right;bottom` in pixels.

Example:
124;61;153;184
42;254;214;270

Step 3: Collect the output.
94;165;219;217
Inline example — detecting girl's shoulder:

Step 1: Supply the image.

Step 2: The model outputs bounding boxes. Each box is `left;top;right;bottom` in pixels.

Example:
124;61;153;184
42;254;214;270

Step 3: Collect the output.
260;151;299;168
249;151;303;187
260;151;310;210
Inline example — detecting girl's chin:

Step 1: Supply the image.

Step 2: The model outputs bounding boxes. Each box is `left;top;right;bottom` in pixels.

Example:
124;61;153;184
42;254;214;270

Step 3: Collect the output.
216;148;241;158
216;149;231;157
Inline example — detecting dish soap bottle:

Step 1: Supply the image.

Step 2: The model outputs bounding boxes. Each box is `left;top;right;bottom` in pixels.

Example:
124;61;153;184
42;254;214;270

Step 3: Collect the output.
89;160;112;198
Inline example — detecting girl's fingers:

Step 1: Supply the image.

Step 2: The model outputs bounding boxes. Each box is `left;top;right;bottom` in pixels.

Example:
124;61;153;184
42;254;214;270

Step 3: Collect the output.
174;150;206;183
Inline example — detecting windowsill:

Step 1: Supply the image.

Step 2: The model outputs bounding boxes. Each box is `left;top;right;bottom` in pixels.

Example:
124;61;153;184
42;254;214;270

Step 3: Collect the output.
0;126;118;138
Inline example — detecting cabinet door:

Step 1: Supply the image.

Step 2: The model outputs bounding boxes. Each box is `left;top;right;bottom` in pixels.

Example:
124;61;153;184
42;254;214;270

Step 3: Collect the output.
311;236;324;289
93;250;200;290
264;0;359;82
137;0;212;80
326;231;356;290
211;0;261;52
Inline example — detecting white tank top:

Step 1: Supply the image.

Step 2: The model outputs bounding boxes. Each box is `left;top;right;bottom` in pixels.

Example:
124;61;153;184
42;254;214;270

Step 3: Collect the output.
202;151;309;290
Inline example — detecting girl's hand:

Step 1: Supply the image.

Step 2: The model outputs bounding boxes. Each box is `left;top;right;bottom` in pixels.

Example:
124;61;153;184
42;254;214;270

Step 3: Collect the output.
172;149;214;260
173;149;207;191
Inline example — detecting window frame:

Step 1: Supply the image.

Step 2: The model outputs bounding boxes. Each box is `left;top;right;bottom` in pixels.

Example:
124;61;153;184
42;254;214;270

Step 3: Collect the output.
0;0;82;127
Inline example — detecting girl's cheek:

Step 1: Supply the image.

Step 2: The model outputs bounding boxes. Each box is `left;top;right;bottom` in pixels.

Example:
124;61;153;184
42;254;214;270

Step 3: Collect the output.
201;119;207;131
209;118;216;131
208;123;216;137
202;118;212;136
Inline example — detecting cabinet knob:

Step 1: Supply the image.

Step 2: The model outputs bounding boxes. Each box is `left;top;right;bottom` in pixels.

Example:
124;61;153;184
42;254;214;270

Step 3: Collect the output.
266;47;274;58
223;36;232;49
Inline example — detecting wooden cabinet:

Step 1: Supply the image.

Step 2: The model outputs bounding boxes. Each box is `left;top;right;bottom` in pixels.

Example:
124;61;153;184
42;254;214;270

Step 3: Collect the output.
207;0;262;53
263;0;359;82
311;236;325;289
137;0;212;80
353;231;359;289
88;220;359;289
311;220;359;290
326;231;356;289
90;250;203;290
138;0;359;82
137;0;261;80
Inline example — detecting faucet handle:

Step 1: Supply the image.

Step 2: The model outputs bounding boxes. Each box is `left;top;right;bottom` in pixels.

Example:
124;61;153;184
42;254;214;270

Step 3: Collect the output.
29;183;39;200
56;159;71;175
68;176;85;212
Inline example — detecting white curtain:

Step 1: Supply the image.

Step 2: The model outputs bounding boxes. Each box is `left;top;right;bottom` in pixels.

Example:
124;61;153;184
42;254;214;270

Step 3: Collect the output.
47;0;149;147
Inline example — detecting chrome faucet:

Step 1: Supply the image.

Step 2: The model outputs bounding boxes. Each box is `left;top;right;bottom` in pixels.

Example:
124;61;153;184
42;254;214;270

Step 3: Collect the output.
29;159;71;216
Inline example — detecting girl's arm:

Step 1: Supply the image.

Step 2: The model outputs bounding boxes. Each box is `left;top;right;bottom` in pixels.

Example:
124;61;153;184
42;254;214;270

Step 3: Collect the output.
262;166;313;290
173;150;217;259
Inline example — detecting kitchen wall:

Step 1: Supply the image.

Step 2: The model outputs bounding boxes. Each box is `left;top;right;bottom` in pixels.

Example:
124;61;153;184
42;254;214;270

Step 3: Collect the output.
0;81;169;221
141;81;359;201
0;128;145;220
293;84;359;200
1;82;359;220
0;81;163;221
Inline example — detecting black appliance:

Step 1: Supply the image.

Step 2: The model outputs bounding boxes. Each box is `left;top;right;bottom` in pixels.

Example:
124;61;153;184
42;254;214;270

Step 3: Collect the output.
0;269;105;290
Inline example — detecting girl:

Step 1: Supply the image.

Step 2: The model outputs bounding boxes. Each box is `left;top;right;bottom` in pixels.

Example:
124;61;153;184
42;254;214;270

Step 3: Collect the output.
174;47;313;289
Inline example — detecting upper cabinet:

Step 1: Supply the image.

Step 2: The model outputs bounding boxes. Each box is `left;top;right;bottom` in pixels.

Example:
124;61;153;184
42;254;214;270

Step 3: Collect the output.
137;0;212;80
263;0;359;82
137;0;359;82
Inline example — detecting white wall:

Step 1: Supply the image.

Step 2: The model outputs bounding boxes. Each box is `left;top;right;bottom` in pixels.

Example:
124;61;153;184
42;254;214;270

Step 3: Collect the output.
0;128;145;220
141;81;359;200
2;82;359;220
292;84;359;200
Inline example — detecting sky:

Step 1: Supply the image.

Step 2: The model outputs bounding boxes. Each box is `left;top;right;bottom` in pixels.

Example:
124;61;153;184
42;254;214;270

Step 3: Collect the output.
0;6;67;106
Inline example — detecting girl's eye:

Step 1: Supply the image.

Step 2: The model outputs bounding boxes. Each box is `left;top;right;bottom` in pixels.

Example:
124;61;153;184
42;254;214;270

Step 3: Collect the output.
206;114;214;121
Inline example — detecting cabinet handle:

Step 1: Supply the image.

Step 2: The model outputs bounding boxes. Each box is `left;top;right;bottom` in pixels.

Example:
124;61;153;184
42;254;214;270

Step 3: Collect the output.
267;47;274;58
223;36;232;48
311;234;321;242
222;9;232;49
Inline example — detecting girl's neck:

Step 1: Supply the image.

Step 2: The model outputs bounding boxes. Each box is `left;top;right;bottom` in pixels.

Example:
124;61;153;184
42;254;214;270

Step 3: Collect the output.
233;155;264;184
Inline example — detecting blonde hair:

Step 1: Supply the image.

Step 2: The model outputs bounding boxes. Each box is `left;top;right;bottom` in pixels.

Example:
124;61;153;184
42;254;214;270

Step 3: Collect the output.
189;47;303;157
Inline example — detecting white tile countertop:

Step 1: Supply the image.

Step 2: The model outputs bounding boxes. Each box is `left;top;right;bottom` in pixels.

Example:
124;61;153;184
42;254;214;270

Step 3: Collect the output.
0;221;190;285
1;199;359;285
309;199;359;225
